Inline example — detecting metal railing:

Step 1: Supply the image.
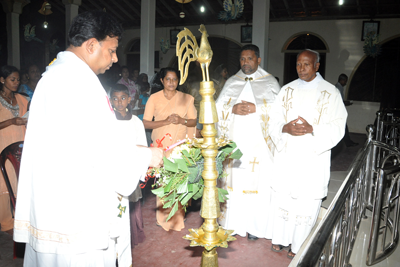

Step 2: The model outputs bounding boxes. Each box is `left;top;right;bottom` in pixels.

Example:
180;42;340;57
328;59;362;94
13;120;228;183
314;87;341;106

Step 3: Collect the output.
291;111;400;266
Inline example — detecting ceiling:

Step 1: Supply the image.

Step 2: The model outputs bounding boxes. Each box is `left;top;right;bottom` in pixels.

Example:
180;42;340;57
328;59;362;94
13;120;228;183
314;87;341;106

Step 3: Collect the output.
43;0;400;29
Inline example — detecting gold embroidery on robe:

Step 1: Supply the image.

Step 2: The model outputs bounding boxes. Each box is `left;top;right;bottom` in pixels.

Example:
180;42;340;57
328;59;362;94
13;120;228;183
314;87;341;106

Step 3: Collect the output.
243;190;258;194
220;97;232;138
14;220;74;244
282;87;294;123
314;90;331;125
261;99;275;154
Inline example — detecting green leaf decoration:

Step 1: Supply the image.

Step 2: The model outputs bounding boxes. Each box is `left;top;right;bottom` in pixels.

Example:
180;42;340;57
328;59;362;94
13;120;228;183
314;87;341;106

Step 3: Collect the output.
188;165;200;183
181;150;194;165
150;140;240;218
181;191;196;206
166;201;179;222
220;142;236;154
175;158;189;173
177;181;189;194
187;183;194;192
193;186;204;200
163;157;178;173
193;148;202;161
163;199;173;209
178;192;188;201
218;188;229;202
164;177;175;192
152;187;166;198
229;149;243;160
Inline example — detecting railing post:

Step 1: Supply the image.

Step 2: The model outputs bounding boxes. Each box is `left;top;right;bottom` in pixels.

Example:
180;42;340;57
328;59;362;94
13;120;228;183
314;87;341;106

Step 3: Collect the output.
376;111;382;142
367;169;384;265
364;125;376;212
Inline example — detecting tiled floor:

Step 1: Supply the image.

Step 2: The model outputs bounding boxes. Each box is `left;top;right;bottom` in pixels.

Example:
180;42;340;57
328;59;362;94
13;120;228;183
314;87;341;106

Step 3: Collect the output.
349;210;400;267
3;133;399;267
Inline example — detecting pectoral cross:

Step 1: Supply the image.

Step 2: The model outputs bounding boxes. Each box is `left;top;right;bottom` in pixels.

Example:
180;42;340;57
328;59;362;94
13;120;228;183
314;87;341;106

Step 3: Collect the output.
117;203;126;218
249;157;259;172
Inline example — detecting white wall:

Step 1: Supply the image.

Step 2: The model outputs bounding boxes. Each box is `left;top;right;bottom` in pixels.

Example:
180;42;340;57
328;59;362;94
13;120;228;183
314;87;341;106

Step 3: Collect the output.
267;18;400;86
117;18;400;132
119;18;400;84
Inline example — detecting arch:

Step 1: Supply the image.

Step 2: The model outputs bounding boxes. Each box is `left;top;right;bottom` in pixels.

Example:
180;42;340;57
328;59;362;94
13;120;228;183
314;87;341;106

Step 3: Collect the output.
124;37;140;54
123;37;141;74
281;31;330;53
347;34;400;108
282;32;329;84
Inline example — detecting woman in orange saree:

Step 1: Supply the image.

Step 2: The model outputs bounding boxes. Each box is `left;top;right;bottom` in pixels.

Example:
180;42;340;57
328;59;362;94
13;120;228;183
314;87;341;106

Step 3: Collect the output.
0;65;28;233
143;67;197;231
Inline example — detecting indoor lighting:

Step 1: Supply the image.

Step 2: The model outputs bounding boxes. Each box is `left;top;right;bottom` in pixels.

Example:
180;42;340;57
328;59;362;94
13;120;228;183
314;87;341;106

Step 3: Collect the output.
339;0;344;5
200;6;205;13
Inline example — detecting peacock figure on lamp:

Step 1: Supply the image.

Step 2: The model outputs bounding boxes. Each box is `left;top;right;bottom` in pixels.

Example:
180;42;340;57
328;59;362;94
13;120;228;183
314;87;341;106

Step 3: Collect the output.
176;25;236;266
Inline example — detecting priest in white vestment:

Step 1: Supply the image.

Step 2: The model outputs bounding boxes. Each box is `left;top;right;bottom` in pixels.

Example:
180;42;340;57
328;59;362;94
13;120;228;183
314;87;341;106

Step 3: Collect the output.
267;49;347;259
216;44;280;240
13;11;163;267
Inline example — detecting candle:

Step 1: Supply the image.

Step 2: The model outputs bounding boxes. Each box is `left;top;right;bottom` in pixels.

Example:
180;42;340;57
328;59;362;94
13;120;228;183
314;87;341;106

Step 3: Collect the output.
165;139;187;151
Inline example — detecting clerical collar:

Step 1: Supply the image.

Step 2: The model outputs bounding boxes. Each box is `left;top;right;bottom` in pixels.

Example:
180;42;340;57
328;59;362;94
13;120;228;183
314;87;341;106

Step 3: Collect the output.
298;72;323;89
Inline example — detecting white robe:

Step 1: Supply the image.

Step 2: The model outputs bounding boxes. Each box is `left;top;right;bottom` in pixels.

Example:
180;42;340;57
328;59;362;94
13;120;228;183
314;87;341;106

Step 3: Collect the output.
215;67;280;238
13;51;151;267
267;73;347;253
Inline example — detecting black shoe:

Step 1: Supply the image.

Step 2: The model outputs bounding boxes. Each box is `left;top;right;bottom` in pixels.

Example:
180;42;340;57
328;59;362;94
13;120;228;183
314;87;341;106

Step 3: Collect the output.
346;141;358;147
247;233;258;240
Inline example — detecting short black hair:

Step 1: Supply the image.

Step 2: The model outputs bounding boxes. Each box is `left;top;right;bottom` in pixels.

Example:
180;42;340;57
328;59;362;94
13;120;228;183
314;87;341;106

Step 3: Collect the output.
68;10;123;47
0;65;19;81
110;83;130;97
160;67;180;84
338;73;348;82
240;44;260;58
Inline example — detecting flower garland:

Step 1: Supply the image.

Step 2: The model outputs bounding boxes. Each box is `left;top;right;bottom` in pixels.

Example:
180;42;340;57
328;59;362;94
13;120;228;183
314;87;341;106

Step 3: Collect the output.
148;139;242;221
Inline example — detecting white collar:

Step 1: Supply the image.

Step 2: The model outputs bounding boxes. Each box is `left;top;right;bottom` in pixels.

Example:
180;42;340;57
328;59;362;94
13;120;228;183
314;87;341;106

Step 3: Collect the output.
298;72;323;89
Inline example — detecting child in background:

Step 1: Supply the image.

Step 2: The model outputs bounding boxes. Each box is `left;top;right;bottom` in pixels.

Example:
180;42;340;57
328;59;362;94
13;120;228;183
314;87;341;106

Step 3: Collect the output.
109;84;146;251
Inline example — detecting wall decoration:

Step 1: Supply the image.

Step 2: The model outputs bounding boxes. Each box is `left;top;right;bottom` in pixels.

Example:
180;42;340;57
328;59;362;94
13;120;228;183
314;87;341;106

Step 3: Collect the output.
23;24;43;43
361;21;380;41
241;25;252;43
170;29;180;46
363;32;381;58
160;38;170;54
218;0;244;21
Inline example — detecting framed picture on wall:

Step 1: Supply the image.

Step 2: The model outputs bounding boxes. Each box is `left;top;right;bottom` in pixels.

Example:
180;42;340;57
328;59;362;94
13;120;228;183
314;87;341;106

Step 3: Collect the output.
361;21;380;41
170;29;180;46
241;25;252;43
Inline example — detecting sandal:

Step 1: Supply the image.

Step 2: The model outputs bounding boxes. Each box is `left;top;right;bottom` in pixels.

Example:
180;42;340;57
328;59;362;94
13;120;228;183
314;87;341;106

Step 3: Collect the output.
271;244;283;252
287;249;296;259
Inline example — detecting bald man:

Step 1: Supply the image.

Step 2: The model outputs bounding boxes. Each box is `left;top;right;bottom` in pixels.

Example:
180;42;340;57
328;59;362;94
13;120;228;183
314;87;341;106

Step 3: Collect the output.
267;49;347;259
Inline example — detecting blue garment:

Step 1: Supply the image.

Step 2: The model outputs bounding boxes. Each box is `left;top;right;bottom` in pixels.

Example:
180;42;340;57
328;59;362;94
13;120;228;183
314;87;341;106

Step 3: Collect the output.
19;84;34;99
138;94;149;120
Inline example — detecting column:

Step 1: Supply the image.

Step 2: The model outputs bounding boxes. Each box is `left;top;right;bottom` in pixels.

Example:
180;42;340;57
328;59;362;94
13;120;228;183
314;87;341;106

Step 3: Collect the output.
252;0;270;70
62;0;81;47
140;0;155;75
1;0;29;68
